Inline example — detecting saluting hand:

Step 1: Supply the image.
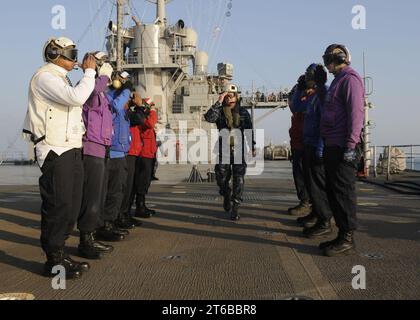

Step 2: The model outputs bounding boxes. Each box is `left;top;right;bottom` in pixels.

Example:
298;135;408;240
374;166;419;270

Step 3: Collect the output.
218;92;228;104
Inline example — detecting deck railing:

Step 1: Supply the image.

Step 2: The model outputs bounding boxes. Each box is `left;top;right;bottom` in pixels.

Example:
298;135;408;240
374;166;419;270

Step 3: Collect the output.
370;144;420;180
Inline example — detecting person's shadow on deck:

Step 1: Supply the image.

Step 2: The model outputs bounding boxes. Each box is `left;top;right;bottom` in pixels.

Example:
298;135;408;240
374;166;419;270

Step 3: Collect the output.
0;250;44;276
148;197;298;224
144;192;330;256
140;220;322;257
0;229;40;248
0;212;40;229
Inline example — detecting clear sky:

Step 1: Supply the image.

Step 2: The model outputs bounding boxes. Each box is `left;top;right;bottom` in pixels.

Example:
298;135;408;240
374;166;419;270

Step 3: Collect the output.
1;0;419;155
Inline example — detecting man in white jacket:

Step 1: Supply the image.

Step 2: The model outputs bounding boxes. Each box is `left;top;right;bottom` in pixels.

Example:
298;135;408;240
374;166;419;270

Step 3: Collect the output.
23;37;97;280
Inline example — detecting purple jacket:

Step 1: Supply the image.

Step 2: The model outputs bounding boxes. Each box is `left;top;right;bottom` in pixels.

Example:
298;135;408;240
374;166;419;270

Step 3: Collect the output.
82;75;113;158
320;66;365;150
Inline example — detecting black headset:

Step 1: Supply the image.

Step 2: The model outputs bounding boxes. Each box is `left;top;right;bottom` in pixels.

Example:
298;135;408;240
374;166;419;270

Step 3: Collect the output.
323;44;350;65
45;43;61;62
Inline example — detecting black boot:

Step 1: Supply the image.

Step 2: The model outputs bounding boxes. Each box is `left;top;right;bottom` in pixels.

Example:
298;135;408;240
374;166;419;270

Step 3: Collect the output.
223;192;232;212
230;201;240;221
96;221;126;242
303;220;332;239
288;201;311;216
135;206;152;218
44;250;82;279
296;211;317;228
115;213;136;230
144;197;156;216
144;205;156;216
319;232;342;250
63;254;90;273
129;216;143;227
117;212;143;228
78;232;113;259
113;226;130;236
135;195;153;218
324;231;356;257
110;220;130;236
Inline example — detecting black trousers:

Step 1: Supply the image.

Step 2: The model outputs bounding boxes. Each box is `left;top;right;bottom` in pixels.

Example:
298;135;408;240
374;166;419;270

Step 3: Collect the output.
215;151;247;204
134;157;154;196
77;155;106;233
324;146;358;232
152;157;158;178
292;148;310;203
39;149;83;255
120;155;137;216
303;146;333;222
102;157;128;224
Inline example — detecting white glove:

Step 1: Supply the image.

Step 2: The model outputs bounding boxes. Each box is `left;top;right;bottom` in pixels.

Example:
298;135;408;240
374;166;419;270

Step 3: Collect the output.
99;63;113;80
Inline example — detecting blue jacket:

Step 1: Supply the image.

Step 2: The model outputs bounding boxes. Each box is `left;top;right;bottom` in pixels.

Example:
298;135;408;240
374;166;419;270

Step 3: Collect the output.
107;89;132;154
291;88;325;156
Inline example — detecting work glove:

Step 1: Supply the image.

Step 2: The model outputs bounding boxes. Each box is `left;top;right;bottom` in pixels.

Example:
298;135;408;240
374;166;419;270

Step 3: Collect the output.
297;75;307;91
144;107;151;118
98;63;113;80
128;106;146;127
343;148;357;163
131;92;142;107
314;64;327;86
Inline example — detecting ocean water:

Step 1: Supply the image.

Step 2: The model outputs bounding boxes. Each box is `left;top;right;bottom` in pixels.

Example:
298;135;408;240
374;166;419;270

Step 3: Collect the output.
0;165;40;186
1;160;420;186
408;160;420;171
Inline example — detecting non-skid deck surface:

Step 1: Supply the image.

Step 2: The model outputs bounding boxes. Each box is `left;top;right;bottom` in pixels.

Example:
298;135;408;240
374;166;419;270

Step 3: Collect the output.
0;162;419;300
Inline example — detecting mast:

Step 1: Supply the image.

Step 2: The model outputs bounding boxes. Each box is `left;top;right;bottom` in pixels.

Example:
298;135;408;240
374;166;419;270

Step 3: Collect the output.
116;0;124;71
157;0;166;25
251;81;256;142
363;52;372;177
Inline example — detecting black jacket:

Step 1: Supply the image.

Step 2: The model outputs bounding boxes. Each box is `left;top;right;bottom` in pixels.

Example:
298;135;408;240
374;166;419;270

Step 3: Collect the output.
205;101;256;158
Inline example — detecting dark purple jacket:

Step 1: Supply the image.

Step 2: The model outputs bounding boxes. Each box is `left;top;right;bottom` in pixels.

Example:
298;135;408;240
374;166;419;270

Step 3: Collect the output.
320;66;365;150
82;75;113;158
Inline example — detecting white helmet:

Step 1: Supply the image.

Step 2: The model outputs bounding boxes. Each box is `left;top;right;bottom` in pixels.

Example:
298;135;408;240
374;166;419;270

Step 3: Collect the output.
93;51;108;63
225;84;241;94
43;37;78;63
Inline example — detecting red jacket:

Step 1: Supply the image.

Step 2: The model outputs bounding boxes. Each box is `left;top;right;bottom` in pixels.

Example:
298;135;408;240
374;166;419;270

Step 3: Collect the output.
128;126;142;156
140;110;158;159
289;112;305;151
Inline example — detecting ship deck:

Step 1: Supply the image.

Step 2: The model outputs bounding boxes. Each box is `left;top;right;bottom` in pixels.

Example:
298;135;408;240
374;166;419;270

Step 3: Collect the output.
0;162;419;300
